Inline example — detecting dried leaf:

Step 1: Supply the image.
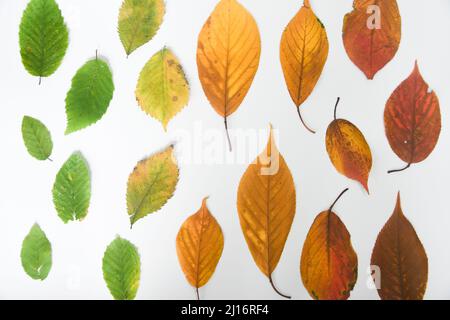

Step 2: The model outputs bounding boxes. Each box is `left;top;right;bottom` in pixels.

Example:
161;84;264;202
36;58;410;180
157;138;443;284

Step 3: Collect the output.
385;62;441;174
237;125;296;299
280;0;329;133
326;98;372;193
21;116;53;161
197;0;261;151
300;189;358;300
370;193;428;300
343;0;401;79
176;198;224;300
136;48;190;130
21;223;52;280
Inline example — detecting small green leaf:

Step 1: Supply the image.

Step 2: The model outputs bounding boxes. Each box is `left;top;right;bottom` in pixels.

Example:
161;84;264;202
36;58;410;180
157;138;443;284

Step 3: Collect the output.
65;57;114;134
52;152;91;223
21;116;53;161
19;0;69;81
102;236;141;300
118;0;165;56
21;223;52;280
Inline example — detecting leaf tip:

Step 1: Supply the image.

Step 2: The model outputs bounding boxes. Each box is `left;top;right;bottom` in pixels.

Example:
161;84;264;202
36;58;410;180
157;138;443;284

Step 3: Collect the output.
303;0;311;8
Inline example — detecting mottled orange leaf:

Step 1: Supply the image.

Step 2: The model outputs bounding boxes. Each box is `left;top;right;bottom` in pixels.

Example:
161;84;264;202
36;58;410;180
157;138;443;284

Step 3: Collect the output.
300;189;358;300
370;193;428;300
326;98;372;193
176;198;224;300
237;125;296;299
385;62;441;174
280;0;329;133
197;0;261;150
343;0;401;79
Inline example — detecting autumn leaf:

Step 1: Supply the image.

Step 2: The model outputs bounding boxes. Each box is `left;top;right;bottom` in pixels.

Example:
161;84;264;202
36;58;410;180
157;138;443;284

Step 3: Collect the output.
370;193;428;300
326;98;372;193
300;189;358;300
176;198;224;300
21;116;53;161
197;0;261;151
136;48;190;130
343;0;401;79
127;146;179;227
280;0;329;133
21;223;52;280
385;61;441;174
237;125;296;299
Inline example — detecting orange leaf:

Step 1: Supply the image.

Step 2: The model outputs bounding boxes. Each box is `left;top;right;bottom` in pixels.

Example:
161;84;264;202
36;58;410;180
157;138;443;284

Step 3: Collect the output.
326;98;372;193
197;0;261;150
343;0;401;79
300;189;358;300
385;62;441;174
280;0;329;133
176;198;224;300
237;125;296;299
370;193;428;300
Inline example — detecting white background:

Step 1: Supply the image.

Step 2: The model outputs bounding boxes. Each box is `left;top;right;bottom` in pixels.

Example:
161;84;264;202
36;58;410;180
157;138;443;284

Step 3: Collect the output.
0;0;449;300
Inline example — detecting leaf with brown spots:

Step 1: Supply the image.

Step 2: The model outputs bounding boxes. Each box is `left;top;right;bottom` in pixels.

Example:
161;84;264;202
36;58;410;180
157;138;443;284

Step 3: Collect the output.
370;193;428;300
343;0;401;79
176;198;224;300
385;62;441;174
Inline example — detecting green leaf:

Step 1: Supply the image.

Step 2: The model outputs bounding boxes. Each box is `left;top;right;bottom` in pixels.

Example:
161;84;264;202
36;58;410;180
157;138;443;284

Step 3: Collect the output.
52;152;91;223
118;0;165;56
19;0;69;81
21;116;53;161
65;57;114;134
102;236;141;300
127;146;179;227
136;48;190;130
20;223;52;280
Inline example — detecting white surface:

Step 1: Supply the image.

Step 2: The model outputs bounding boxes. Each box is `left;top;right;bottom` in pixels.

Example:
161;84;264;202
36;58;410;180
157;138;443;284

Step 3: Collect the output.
0;0;449;300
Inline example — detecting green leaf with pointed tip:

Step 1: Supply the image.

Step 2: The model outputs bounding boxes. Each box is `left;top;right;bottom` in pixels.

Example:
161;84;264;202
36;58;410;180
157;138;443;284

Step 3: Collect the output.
136;48;190;130
19;0;69;80
65;58;114;134
21;116;53;161
118;0;165;56
102;236;141;300
52;152;91;223
21;223;52;280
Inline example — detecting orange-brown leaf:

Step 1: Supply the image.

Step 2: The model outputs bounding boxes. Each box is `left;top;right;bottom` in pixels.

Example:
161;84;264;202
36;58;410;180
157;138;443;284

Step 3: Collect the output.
343;0;401;79
370;193;428;300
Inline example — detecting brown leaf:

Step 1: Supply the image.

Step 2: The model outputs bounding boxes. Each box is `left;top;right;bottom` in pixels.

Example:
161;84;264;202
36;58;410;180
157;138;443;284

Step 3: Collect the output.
370;193;428;300
385;61;441;174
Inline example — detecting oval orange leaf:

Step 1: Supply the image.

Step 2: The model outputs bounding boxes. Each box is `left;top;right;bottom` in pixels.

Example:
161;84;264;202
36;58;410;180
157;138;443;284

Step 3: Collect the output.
343;0;401;79
385;61;441;174
237;125;296;299
176;198;224;300
197;0;261;150
326;98;372;193
300;189;358;300
280;0;329;133
370;193;428;300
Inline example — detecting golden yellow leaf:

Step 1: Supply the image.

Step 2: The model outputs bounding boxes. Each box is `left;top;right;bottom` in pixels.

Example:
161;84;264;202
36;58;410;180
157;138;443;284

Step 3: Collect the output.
197;0;261;150
280;0;329;133
237;125;296;299
176;198;224;300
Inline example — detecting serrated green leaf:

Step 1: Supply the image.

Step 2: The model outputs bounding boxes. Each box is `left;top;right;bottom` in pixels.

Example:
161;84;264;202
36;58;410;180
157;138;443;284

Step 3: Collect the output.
127;146;179;227
65;58;114;134
136;48;190;130
19;0;69;81
102;236;140;300
20;223;52;280
52;152;91;223
21;116;53;161
118;0;165;56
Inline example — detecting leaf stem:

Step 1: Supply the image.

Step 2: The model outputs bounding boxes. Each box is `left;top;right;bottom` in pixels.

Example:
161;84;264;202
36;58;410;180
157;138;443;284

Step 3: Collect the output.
388;163;411;174
224;117;232;152
47;157;53;162
269;274;291;299
38;76;42;85
296;108;315;134
196;287;200;300
333;97;341;120
329;188;349;213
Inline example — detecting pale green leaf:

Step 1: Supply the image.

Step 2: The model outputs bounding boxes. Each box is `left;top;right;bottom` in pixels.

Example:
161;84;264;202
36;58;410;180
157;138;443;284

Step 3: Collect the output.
52;152;91;223
102;236;140;300
136;48;190;130
20;223;52;280
21;116;53;161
